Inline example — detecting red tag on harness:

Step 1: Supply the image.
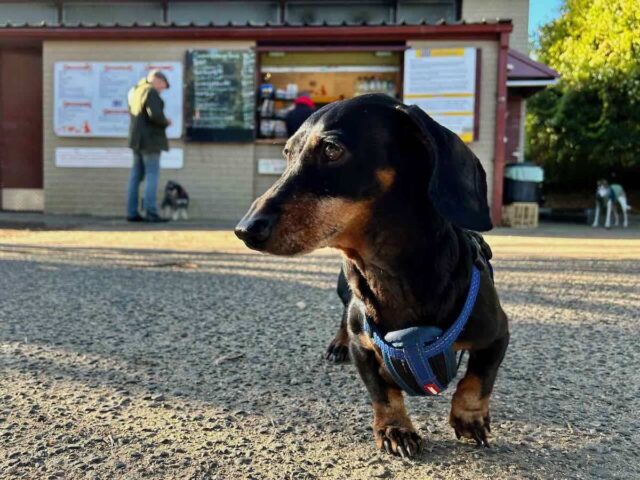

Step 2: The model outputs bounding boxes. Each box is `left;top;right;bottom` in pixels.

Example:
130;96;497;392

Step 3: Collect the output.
423;383;440;395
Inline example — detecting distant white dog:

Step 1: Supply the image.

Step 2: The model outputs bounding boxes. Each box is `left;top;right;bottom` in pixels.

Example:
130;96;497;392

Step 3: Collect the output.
592;180;630;228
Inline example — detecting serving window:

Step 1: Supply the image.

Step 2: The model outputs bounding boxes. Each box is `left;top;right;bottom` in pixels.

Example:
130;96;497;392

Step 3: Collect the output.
257;50;402;139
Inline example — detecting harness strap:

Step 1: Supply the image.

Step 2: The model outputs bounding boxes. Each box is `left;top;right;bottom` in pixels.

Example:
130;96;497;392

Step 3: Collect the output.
422;267;481;355
363;266;482;396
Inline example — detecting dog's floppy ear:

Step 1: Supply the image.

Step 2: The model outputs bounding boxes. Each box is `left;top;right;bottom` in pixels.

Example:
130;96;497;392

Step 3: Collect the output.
398;104;492;232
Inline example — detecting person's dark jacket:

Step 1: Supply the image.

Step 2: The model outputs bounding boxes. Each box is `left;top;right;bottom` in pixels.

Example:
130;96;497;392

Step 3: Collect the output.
128;79;169;152
285;104;314;137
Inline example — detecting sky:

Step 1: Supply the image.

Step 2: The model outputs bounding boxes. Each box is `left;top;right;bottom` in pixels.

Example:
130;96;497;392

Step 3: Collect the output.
528;0;564;43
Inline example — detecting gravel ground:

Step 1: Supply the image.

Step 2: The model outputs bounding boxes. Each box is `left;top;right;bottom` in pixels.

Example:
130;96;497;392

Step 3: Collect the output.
1;225;639;479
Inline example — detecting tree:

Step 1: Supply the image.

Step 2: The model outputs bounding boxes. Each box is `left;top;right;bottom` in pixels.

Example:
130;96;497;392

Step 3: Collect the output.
526;0;640;190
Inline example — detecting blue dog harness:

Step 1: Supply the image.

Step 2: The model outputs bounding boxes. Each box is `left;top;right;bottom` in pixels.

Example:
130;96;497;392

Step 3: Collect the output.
362;266;482;396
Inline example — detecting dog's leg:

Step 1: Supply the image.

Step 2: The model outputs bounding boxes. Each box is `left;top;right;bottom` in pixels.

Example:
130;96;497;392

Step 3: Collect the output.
181;208;189;220
326;269;351;362
325;307;350;362
450;333;509;447
604;199;613;229
347;298;422;457
619;197;629;228
351;337;423;457
613;203;620;227
592;201;600;227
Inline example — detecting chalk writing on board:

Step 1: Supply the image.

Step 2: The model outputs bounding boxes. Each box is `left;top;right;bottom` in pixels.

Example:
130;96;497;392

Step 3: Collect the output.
186;49;255;141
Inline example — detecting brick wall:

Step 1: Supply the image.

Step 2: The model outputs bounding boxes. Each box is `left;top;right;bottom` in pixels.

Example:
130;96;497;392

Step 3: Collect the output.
254;143;286;198
43;40;256;220
463;0;529;54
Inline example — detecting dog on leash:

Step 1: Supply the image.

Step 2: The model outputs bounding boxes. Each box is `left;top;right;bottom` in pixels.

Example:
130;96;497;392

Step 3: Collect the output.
161;180;189;221
592;180;630;228
235;94;509;457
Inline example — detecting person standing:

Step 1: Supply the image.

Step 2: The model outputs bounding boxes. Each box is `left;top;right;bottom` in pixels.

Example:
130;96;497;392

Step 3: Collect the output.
285;95;315;137
126;70;172;222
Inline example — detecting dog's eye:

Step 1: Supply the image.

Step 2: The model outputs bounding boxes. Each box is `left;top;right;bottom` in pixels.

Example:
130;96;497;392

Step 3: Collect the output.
323;142;344;162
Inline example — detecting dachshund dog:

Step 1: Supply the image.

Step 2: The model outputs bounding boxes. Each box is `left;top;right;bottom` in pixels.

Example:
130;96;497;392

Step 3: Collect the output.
592;180;630;228
235;94;509;458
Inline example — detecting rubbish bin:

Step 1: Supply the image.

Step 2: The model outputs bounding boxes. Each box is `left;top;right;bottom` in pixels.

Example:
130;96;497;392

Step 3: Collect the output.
503;163;544;204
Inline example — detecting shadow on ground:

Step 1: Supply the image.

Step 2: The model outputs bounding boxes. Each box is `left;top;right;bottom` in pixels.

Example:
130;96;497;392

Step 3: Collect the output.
1;241;638;479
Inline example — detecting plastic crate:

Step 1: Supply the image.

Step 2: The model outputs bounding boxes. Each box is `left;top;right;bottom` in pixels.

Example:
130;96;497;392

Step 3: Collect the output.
502;202;539;228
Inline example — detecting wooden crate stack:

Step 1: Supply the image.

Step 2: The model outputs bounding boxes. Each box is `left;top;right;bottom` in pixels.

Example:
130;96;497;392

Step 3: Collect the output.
502;202;539;228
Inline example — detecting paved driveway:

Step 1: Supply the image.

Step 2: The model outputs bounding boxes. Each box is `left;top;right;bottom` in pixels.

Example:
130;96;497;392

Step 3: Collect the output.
1;224;638;479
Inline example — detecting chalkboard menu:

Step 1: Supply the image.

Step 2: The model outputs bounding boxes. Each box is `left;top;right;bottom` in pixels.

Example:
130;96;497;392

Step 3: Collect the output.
185;49;255;142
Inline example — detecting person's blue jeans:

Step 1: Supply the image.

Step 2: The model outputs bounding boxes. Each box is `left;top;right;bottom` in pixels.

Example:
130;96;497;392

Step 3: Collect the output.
127;150;161;218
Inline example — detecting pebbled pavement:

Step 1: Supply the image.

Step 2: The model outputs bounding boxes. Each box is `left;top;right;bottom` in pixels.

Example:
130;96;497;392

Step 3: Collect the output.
0;225;639;479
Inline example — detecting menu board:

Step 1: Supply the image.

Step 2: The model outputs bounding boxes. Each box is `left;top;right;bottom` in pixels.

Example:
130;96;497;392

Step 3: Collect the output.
403;48;477;143
185;49;255;142
54;61;183;138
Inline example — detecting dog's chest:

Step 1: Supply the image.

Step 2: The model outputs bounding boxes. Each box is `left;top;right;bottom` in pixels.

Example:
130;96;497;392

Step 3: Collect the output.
346;260;425;330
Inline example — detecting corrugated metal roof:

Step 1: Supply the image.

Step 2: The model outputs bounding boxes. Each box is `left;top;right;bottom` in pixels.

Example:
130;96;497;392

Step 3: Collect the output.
0;18;513;29
507;48;559;80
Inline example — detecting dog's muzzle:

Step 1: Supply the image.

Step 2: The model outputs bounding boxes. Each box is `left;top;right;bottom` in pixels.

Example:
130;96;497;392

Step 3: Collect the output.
234;213;277;249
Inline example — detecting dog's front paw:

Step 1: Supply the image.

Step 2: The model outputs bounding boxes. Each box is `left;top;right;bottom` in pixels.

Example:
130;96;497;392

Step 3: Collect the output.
374;426;423;458
325;330;350;363
450;407;491;447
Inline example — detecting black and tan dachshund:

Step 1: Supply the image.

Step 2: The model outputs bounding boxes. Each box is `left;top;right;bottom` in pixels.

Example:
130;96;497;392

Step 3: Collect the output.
235;94;509;458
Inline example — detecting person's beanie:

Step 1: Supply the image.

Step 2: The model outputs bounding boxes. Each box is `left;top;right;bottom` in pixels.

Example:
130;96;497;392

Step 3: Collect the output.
294;95;314;108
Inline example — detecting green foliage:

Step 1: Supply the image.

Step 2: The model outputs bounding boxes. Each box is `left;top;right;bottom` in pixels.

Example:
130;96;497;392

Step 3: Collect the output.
526;0;640;190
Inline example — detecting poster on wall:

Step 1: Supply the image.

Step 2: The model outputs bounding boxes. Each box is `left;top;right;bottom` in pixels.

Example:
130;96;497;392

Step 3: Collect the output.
185;49;255;142
403;48;477;143
257;158;286;175
55;147;184;169
54;62;183;138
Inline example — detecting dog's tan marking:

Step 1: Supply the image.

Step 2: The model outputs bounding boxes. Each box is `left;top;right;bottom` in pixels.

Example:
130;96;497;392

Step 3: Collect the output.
264;195;372;255
372;388;417;450
373;389;412;430
358;332;385;366
454;341;474;351
376;168;396;192
358;332;376;351
332;323;349;346
331;200;374;257
450;373;489;425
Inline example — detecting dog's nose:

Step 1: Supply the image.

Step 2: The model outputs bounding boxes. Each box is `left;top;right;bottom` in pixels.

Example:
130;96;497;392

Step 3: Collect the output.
234;214;276;245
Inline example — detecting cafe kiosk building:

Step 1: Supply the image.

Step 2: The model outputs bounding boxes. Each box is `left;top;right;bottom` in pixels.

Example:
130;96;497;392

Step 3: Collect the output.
0;0;557;223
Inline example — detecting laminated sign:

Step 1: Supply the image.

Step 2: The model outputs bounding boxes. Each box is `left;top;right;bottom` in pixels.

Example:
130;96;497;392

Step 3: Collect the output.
403;48;477;143
54;62;183;138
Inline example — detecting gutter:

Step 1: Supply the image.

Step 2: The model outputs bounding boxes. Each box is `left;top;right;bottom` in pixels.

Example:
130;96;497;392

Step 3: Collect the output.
507;79;558;87
0;23;513;41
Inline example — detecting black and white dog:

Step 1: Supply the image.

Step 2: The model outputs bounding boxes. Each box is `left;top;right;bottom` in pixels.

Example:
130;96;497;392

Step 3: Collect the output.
592;180;630;228
161;180;190;221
